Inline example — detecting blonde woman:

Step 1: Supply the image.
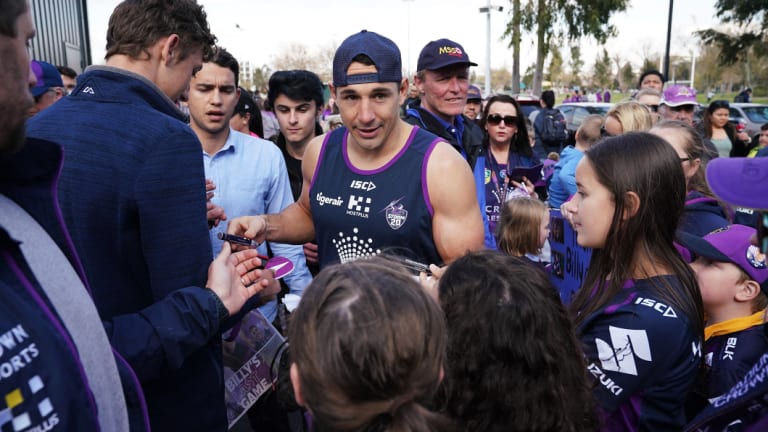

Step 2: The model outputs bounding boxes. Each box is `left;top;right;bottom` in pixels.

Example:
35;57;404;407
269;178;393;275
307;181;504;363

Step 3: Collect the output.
602;100;654;136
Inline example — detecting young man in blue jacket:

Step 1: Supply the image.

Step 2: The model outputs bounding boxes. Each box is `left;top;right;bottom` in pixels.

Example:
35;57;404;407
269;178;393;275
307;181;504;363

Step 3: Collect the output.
26;1;274;430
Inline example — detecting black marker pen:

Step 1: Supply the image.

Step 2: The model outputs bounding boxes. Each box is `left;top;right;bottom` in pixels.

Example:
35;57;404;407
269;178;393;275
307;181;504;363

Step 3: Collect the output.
217;232;260;249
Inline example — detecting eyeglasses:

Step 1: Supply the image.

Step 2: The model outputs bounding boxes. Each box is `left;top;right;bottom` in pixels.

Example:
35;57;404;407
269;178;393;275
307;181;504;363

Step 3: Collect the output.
486;114;518;126
600;126;615;138
679;157;691;162
647;104;659;113
670;105;695;113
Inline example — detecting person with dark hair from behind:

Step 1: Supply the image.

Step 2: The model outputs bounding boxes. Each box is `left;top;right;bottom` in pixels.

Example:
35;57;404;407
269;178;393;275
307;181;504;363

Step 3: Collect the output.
437;250;598;431
229;87;263;137
267;69;325;274
534;89;567;158
25;1;276;430
563;133;704;430
638;69;665;92
56;64;77;94
288;257;455;432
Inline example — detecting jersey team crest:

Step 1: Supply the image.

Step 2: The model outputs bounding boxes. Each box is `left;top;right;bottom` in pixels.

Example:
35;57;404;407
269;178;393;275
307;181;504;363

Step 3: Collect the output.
382;198;408;230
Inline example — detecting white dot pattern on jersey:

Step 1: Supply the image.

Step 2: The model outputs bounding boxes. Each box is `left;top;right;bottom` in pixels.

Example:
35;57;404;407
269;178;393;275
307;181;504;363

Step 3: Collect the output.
332;227;381;263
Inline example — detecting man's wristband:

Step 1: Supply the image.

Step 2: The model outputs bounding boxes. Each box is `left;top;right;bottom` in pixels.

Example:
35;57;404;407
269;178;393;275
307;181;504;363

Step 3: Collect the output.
206;288;229;321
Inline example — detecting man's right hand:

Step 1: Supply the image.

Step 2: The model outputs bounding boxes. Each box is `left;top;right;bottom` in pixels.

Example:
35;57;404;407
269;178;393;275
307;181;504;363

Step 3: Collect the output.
227;215;268;245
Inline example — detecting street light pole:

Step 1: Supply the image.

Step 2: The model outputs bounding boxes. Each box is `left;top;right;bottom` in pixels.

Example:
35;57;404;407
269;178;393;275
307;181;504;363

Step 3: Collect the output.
479;1;503;97
403;0;415;78
664;0;673;82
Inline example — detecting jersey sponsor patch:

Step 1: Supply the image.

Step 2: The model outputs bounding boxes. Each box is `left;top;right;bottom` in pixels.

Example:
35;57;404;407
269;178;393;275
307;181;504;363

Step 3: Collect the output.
595;326;652;376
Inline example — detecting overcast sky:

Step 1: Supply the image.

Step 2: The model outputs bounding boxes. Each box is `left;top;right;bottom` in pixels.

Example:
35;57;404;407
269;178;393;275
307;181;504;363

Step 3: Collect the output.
86;0;720;75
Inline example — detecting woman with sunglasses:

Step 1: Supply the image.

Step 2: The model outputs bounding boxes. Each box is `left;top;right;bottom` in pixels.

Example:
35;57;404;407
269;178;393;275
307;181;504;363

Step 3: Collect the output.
699;100;751;158
473;94;541;248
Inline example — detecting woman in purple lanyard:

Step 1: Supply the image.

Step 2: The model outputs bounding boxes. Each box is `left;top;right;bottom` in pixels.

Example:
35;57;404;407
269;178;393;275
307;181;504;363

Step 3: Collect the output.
473;94;541;247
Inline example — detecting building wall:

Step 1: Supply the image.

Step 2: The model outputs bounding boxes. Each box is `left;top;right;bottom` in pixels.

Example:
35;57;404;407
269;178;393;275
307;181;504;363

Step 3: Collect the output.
28;0;91;73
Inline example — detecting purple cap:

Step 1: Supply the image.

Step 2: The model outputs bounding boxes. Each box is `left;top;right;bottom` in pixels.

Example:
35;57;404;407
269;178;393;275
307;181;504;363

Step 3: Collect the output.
30;60;63;97
332;30;402;87
661;85;697;107
467;84;482;101
706;157;768;209
416;38;477;71
679;225;767;287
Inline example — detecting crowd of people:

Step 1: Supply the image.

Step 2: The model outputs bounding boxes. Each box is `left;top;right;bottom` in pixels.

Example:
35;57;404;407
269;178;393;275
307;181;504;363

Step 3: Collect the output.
3;0;768;431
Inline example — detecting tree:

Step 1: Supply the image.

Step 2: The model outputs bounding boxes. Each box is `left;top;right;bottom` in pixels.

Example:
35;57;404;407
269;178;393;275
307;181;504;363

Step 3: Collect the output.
620;62;634;92
509;0;522;93
503;0;629;95
569;45;583;87
546;44;564;88
696;0;767;66
592;48;612;89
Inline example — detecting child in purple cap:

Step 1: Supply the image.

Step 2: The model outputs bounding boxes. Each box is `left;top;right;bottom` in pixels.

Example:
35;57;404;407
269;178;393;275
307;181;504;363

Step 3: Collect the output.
680;225;768;419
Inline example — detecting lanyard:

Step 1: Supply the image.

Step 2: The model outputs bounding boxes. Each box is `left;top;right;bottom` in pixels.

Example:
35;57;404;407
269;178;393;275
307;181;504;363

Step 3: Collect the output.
487;149;511;204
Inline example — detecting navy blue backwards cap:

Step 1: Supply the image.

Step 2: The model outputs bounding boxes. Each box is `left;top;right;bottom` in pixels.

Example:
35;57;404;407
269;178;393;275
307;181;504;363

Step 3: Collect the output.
332;30;402;87
417;38;477;71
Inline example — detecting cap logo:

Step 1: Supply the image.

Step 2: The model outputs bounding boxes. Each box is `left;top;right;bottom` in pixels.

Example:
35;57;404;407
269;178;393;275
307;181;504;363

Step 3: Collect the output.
676;87;693;96
746;245;766;270
438;46;464;58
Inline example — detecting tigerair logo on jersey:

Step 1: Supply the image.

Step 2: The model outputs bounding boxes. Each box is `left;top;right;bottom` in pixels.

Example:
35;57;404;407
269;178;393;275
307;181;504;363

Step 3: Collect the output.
316;192;344;207
381;197;408;231
0;325;58;432
594;326;652;376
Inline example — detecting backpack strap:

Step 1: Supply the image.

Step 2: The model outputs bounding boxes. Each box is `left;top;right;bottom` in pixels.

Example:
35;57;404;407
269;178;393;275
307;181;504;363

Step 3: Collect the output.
0;194;129;431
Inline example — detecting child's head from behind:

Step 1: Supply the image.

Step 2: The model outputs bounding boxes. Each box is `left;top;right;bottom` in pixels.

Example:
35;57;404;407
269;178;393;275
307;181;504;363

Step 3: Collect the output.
288;257;448;432
683;225;768;318
496;197;549;257
437;250;597;431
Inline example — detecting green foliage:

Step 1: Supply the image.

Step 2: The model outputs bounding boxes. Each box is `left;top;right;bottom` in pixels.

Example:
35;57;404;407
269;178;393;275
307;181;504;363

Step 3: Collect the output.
620;62;634;92
697;0;767;65
592;48;612;88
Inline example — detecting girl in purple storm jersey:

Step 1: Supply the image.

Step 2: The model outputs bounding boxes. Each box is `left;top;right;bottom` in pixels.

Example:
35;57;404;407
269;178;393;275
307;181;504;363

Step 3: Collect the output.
563;132;704;430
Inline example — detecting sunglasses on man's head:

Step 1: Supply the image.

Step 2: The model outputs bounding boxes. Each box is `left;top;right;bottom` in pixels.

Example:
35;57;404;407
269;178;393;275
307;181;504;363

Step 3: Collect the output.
486;114;518;126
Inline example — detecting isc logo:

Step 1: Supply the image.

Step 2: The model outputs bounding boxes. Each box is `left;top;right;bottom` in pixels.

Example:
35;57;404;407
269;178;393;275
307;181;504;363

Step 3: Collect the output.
350;180;376;192
634;297;678;318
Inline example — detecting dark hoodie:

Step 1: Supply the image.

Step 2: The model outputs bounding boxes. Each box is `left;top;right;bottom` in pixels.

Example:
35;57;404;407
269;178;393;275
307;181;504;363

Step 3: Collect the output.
680;191;729;237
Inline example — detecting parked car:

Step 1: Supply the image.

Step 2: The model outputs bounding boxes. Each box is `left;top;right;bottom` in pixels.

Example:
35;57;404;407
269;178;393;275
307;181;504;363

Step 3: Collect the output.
728;103;768;139
554;102;613;145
